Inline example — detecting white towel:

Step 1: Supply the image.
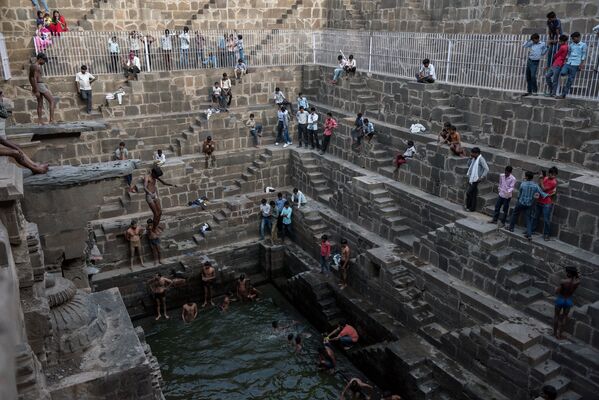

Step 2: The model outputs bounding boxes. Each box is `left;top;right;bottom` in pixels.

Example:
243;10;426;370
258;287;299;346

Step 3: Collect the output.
410;123;426;134
467;155;481;183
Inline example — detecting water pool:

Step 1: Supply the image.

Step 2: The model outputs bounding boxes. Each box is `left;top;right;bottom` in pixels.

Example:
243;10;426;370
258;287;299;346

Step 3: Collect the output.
142;285;367;400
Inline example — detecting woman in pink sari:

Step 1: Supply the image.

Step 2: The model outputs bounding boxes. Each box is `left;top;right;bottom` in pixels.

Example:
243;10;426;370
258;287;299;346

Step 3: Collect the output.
34;23;52;51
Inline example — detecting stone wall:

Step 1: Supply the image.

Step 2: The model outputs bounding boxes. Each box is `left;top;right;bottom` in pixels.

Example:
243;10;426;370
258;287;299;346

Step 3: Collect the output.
327;0;599;34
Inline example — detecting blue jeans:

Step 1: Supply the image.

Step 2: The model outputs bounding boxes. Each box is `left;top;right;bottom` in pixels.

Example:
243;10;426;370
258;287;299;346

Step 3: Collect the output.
545;66;561;96
333;68;343;81
259;216;272;240
238;49;245;63
509;202;533;237
276;121;290;143
492;196;511;224
525;59;540;93
31;0;49;12
546;43;558;66
560;64;579;97
180;48;189;68
320;255;330;273
339;336;354;346
531;203;553;236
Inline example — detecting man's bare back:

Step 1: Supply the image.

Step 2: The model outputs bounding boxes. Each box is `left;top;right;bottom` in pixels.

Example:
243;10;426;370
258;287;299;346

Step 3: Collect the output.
182;303;198;322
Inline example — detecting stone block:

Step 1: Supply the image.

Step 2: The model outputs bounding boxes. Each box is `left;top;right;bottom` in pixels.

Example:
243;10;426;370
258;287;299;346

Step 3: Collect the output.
492;321;541;351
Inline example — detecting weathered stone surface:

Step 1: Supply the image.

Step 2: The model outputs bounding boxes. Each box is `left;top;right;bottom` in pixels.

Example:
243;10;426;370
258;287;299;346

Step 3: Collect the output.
23;160;137;190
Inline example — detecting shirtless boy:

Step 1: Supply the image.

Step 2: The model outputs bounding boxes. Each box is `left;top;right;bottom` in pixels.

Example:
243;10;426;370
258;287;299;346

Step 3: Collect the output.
340;239;351;289
29;53;56;125
221;291;232;312
125;219;144;269
201;261;216;307
144;166;177;229
148;273;172;320
554;266;581;339
340;378;373;400
146;218;163;266
182;300;198;322
236;273;249;301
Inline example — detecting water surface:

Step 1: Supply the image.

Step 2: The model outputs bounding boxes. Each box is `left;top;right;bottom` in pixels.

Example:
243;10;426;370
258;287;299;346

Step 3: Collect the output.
143;286;362;400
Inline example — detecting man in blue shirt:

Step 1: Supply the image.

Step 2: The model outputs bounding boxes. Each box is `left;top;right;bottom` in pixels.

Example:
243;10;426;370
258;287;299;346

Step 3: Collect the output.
546;11;562;66
522;33;547;96
508;171;548;240
558;32;587;99
280;201;293;243
297;92;309;111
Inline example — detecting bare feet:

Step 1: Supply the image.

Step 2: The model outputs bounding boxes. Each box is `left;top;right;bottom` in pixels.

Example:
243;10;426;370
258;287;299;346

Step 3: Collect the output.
202;302;208;308
164;314;169;319
210;301;215;306
31;163;49;174
155;315;162;321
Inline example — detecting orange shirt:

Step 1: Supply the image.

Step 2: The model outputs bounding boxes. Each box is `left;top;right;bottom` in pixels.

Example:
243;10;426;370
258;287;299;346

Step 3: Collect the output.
339;325;359;342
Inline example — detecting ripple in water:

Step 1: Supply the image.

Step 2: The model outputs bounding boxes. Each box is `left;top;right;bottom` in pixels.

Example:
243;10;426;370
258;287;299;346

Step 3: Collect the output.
144;294;352;400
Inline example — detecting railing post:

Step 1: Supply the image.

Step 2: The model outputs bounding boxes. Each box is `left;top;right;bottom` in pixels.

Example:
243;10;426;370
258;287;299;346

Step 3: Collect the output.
144;35;151;72
368;33;373;73
0;33;11;80
445;39;452;83
312;32;316;65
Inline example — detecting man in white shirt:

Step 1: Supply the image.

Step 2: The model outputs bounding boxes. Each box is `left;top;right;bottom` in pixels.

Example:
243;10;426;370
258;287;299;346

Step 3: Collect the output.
179;27;190;69
221;73;232;107
123;51;141;80
161;29;173;70
108;36;120;73
75;64;96;113
273;87;292;112
211;81;225;110
416;58;436;83
259;198;271;240
291;188;307;208
296;106;309;148
332;54;347;84
307;107;319;150
344;54;357;77
234;59;247;80
154;149;166;166
129;30;142;56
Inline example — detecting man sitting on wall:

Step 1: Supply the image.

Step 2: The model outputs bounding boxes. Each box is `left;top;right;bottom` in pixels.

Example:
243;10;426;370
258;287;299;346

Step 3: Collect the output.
415;58;436;83
326;320;359;350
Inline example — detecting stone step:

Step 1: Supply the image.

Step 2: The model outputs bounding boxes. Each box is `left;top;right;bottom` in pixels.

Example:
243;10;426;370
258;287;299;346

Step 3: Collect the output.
98;203;125;219
385;215;407;227
522;343;551;365
514;286;545;304
557;391;582;400
318;194;333;204
396;234;417;248
419;322;449;347
417;379;440;399
545;375;571;396
505;273;532;290
379;206;401;216
409;365;433;385
532;359;561;381
526;300;554;325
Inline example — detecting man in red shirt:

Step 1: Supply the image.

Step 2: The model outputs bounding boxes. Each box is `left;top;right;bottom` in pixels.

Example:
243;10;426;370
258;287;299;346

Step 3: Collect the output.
545;34;568;97
320;112;337;155
327;321;359;349
532;166;558;241
320;234;331;274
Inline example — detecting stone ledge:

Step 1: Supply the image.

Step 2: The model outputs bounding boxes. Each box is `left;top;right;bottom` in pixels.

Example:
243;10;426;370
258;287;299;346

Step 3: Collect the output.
23;160;137;191
6;121;109;139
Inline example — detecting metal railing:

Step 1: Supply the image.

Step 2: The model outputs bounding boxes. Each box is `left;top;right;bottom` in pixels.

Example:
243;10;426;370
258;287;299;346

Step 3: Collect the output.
34;29;313;77
0;33;11;81
32;29;599;100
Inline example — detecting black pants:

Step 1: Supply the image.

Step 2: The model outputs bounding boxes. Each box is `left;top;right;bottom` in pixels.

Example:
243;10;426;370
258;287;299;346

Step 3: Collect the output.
281;223;293;241
492;196;511;223
465;182;478;211
297;124;308;146
110;53;119;73
308;129;319;149
321;135;331;153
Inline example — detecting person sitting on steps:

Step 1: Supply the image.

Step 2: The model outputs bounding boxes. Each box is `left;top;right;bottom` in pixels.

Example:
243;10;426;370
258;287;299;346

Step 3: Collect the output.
415;58;436;83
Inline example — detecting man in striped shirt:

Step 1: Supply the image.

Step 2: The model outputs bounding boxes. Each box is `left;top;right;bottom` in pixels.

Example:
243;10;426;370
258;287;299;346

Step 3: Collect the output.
489;165;516;226
507;171;548;240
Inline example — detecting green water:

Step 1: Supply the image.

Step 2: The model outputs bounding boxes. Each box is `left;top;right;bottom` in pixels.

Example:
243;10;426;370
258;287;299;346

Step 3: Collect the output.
143;286;364;400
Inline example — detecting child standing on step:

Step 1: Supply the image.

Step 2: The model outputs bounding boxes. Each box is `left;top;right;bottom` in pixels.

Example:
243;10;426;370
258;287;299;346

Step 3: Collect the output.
488;165;516;227
320;235;331;274
394;140;416;171
246;113;262;148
